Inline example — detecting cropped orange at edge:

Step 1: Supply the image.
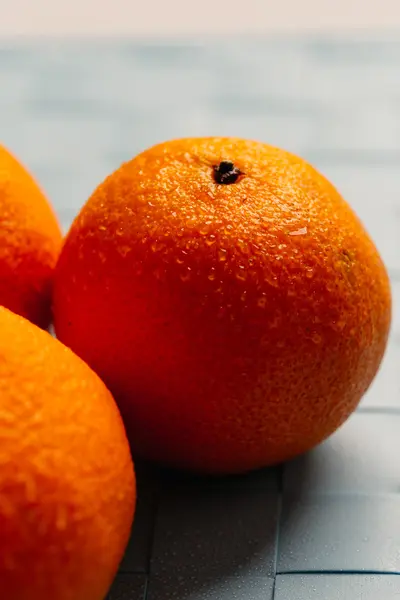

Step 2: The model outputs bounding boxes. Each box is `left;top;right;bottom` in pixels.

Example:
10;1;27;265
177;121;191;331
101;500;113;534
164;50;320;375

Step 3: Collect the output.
0;306;135;600
53;137;392;475
0;144;63;329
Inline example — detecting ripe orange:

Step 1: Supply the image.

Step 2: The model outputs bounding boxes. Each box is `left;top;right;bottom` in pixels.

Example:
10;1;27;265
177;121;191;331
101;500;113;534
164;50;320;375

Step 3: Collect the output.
53;137;391;474
0;144;62;329
0;306;135;600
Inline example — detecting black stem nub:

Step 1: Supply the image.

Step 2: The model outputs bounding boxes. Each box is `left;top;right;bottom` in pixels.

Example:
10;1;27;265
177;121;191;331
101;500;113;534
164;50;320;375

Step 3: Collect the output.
213;160;242;185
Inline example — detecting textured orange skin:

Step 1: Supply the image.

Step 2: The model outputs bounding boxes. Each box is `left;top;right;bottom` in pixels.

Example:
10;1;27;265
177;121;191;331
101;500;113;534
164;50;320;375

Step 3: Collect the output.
0;145;62;329
0;307;135;600
53;137;392;474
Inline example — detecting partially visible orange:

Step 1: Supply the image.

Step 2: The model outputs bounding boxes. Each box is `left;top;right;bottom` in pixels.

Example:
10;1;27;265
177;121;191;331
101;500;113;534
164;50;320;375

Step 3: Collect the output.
0;145;62;328
0;306;135;600
53;137;391;474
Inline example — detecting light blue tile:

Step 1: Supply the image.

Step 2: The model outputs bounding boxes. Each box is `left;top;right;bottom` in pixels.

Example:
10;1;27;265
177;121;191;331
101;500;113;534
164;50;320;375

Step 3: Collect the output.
275;574;400;599
283;412;400;494
317;166;400;272
360;342;400;410
278;494;400;573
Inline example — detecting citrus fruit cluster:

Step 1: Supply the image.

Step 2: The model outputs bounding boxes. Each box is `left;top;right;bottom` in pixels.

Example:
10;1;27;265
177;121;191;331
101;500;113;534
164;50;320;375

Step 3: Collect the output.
0;138;392;599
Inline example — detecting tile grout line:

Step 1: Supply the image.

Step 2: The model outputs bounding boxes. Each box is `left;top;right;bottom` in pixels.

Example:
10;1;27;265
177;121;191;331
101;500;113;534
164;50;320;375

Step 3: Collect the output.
143;575;150;600
276;570;400;576
271;464;284;599
143;487;163;600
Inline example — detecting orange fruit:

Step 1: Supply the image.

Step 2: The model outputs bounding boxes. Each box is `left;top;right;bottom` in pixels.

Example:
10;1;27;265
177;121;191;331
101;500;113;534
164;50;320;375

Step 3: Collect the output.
0;306;135;600
0;144;62;329
53;137;391;474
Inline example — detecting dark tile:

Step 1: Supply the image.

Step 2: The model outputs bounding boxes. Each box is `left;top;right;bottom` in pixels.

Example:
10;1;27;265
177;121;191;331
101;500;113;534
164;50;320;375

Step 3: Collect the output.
283;412;400;494
106;574;147;600
147;575;275;600
275;574;400;599
278;494;400;573
151;485;279;578
119;462;160;573
156;465;280;493
118;490;157;573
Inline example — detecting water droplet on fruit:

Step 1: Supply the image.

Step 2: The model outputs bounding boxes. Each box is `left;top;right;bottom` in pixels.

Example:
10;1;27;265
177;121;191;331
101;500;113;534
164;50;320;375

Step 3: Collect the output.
237;238;248;253
290;226;308;236
118;245;131;257
151;241;165;253
208;269;216;281
312;333;322;344
98;225;107;232
305;268;314;279
235;266;247;281
180;268;192;282
154;268;165;281
257;296;267;308
270;314;281;328
218;249;227;262
115;228;124;237
205;235;216;246
98;251;106;263
185;238;198;251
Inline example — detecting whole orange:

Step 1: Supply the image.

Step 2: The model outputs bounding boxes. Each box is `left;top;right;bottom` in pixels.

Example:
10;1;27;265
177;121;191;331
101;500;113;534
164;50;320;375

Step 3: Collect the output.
0;144;62;329
53;137;391;474
0;306;135;600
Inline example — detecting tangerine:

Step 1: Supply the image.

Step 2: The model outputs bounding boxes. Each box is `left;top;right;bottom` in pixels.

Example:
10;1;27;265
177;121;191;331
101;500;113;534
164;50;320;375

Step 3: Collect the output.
0;307;135;600
53;137;391;474
0;144;62;328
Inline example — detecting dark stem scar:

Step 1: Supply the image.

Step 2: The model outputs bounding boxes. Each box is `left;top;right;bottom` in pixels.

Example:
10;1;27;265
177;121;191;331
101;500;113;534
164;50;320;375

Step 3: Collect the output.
213;161;243;185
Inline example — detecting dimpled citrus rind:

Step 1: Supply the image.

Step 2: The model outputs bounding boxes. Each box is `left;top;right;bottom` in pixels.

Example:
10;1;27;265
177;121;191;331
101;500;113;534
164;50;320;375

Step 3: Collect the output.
53;137;392;474
0;306;135;600
0;145;62;328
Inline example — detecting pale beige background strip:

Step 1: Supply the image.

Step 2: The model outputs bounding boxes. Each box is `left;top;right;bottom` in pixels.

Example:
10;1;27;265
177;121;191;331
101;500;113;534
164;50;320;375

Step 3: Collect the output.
1;0;400;36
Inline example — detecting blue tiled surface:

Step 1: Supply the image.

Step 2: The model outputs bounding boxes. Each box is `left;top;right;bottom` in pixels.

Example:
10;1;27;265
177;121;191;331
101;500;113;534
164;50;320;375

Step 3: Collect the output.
151;486;279;578
278;493;400;573
1;35;400;599
283;412;400;493
275;575;400;599
147;575;275;600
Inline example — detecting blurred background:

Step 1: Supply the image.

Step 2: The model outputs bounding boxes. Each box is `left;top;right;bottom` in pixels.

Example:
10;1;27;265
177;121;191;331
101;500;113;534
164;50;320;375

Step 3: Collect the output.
0;0;399;277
